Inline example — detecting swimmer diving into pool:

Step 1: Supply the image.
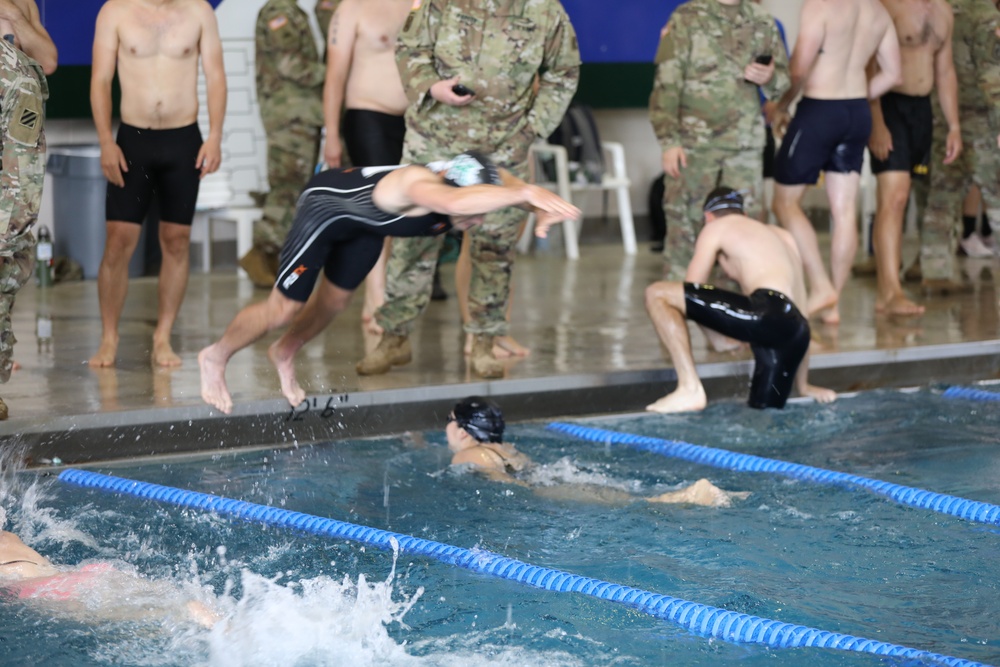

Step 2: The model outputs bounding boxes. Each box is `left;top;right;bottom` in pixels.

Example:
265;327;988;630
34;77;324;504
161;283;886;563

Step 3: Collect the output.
198;153;581;414
0;529;219;627
644;187;837;414
446;397;748;507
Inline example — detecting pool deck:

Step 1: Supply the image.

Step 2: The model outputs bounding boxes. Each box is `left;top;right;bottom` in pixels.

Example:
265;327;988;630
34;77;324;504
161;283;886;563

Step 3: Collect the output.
3;230;1000;465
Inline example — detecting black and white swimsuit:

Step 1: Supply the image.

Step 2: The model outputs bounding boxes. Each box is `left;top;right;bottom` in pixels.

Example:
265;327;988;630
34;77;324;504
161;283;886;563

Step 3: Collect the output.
276;166;452;301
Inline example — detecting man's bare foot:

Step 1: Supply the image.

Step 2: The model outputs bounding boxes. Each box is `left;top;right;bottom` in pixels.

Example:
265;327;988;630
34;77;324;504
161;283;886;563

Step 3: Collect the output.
646;385;707;414
703;328;743;353
647;478;750;507
11;360;20;372
807;288;839;324
493;335;530;359
268;340;306;408
360;313;383;337
198;345;233;414
152;339;182;367
799;383;837;404
875;292;925;316
88;339;118;367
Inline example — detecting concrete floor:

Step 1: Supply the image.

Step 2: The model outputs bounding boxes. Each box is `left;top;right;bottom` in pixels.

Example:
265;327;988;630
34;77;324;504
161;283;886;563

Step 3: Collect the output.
3;231;1000;465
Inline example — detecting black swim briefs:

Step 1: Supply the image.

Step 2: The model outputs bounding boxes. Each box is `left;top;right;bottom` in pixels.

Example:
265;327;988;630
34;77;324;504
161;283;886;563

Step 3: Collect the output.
342;109;405;167
683;283;810;409
868;92;932;177
773;98;871;185
105;123;203;225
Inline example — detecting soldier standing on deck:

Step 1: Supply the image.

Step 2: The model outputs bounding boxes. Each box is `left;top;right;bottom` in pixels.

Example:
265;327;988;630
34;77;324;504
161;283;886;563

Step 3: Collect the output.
649;0;789;282
356;0;581;379
918;0;1000;293
245;0;326;288
0;0;56;420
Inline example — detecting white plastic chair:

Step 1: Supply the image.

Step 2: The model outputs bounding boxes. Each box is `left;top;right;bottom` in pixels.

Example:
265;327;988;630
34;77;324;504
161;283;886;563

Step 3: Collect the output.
518;140;637;260
191;171;259;275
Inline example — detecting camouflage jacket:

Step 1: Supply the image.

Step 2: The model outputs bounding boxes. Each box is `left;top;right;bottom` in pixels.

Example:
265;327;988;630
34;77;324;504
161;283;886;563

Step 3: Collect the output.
0;38;47;248
649;0;790;152
397;0;581;164
255;0;325;128
314;0;342;42
951;0;1000;128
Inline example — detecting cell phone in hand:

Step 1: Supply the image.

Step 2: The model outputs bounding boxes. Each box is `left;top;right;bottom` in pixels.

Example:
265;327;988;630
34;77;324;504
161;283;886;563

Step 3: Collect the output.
755;54;773;65
452;83;475;97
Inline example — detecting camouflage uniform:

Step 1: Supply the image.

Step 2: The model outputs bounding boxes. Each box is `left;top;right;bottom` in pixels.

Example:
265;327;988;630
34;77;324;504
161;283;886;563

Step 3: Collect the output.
254;0;325;256
0;38;46;415
921;0;1000;281
649;0;789;280
314;0;342;42
375;0;580;337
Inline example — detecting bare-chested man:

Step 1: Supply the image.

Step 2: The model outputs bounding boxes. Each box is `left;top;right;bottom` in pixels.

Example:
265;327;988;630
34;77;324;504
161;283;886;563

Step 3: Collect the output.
89;0;226;368
645;187;836;414
0;0;56;73
869;0;960;316
770;0;902;325
322;0;411;334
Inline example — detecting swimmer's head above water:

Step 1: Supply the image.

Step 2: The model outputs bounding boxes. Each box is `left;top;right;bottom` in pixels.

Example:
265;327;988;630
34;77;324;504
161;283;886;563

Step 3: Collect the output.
703;186;745;218
449;396;505;444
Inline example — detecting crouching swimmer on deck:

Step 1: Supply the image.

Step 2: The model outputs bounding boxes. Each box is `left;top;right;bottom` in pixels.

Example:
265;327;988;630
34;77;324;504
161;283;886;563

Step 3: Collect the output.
199;153;580;414
644;187;837;414
446;397;748;507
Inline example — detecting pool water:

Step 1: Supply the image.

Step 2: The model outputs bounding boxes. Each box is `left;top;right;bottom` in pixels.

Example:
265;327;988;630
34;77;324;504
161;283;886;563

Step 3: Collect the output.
2;388;999;666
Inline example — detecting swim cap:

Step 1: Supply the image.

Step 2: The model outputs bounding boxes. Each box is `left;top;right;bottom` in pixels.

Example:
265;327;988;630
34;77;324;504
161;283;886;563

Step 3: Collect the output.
703;186;745;214
451;396;505;443
433;151;502;188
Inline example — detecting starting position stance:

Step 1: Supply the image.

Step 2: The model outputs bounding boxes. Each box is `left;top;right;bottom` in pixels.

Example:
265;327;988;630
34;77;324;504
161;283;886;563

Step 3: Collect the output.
199;153;580;414
446;397;747;507
645;187;837;413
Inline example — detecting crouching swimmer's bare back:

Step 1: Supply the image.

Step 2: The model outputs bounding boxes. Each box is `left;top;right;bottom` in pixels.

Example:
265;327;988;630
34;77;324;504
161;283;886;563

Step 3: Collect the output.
645;188;837;414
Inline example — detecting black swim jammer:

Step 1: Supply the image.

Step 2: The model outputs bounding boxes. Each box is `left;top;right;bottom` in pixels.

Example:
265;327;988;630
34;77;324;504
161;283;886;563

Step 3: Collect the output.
683;283;811;409
773;98;871;185
105;123;203;225
276;166;452;301
869;92;932;177
342;109;406;167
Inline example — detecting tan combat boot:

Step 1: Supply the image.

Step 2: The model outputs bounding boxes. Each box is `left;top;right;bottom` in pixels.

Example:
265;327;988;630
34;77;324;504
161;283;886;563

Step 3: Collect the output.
356;333;412;375
0;397;8;421
239;247;278;289
470;334;504;379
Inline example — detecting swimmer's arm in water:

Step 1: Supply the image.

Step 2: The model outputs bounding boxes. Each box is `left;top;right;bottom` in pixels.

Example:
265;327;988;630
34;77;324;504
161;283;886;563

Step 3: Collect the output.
451;447;529;486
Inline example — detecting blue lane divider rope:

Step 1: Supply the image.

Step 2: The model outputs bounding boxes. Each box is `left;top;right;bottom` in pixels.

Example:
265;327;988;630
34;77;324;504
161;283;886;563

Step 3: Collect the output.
547;423;1000;528
943;386;1000;402
58;468;990;667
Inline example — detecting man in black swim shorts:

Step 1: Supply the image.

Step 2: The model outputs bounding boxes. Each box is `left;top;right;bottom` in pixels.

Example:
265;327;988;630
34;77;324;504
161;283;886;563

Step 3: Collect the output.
644;187;836;414
198;152;580;415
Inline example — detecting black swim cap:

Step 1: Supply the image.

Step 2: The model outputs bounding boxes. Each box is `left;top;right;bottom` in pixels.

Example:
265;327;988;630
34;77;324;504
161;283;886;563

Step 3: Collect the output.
703;186;745;214
436;151;502;188
451;396;505;443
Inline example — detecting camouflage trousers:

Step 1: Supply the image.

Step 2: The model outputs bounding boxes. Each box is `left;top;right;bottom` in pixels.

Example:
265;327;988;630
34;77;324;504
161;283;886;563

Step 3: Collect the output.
662;147;763;280
920;117;1000;280
0;231;35;384
376;162;530;337
256;123;321;255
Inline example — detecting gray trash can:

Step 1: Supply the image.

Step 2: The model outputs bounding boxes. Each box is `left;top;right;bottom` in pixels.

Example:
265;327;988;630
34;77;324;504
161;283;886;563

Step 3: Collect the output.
46;144;145;279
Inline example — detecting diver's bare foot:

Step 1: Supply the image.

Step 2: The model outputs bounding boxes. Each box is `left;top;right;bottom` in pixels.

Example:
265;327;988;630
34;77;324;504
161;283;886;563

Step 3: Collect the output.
817;305;840;325
646;385;707;414
198;345;233;414
88;339;118;367
648;478;750;508
875;292;924;316
807;289;839;324
704;329;743;353
268;341;306;408
152;339;182;367
799;383;837;404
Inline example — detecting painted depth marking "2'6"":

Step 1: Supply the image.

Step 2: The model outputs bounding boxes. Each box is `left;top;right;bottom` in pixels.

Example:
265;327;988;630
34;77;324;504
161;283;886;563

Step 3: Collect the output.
285;394;351;422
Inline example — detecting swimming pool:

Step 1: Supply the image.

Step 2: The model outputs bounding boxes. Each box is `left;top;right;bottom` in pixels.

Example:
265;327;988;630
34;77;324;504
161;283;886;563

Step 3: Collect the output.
2;388;999;666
